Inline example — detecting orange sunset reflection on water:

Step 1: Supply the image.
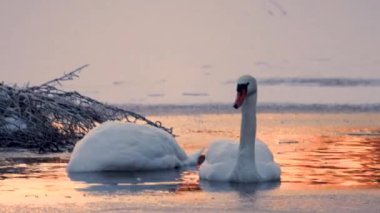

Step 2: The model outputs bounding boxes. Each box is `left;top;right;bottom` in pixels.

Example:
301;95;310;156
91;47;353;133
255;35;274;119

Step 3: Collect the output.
151;113;380;188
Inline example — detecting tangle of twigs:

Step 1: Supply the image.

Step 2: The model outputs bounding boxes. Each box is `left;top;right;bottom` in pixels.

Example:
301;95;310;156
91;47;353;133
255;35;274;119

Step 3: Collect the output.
0;65;173;153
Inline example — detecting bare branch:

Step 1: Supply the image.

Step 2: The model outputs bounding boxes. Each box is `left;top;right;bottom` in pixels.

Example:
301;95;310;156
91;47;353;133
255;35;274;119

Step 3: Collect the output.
38;64;89;88
0;65;173;153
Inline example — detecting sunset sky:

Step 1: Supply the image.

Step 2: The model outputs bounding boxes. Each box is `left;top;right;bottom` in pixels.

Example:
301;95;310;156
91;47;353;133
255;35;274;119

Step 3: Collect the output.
1;0;379;104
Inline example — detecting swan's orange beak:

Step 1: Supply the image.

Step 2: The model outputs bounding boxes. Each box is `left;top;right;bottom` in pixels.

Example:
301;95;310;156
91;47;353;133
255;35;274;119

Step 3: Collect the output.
233;90;247;109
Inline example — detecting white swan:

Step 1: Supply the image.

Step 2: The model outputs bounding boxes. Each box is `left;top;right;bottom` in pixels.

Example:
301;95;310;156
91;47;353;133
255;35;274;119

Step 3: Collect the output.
67;121;203;172
199;75;281;183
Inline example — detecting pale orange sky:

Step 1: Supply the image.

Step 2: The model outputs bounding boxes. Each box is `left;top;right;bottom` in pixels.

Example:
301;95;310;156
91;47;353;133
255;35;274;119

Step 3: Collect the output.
1;0;379;104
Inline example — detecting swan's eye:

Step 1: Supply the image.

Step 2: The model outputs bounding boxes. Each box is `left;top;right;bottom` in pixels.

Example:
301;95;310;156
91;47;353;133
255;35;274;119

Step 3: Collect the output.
237;83;249;92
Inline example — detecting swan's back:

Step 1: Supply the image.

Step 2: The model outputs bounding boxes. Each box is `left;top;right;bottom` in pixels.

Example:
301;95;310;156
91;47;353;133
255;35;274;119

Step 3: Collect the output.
67;121;187;172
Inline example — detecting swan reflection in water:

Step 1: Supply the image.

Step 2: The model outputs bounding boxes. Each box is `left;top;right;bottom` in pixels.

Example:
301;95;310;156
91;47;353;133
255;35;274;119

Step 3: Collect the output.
200;181;280;195
68;169;183;193
68;168;280;195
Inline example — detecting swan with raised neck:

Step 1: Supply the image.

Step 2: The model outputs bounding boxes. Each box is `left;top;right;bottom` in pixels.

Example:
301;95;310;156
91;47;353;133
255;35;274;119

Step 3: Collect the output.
231;75;261;182
199;75;280;183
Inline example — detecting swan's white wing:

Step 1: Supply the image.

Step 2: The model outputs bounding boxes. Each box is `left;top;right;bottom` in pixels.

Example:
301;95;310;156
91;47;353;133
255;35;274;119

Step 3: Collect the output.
256;161;281;181
256;139;281;181
199;140;239;181
255;139;274;162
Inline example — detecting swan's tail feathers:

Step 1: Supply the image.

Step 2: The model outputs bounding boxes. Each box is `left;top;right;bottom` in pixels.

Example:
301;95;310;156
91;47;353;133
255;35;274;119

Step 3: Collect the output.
183;148;205;166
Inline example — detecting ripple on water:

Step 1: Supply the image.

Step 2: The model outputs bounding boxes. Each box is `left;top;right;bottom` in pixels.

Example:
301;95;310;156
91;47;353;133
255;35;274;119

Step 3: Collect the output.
278;131;380;187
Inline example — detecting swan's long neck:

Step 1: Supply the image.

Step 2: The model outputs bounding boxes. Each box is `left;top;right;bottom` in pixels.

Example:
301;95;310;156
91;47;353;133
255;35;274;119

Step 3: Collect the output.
239;93;257;155
231;92;260;182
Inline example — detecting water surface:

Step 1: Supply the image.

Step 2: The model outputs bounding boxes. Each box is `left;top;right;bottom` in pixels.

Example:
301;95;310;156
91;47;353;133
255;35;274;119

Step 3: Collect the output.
0;113;379;211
